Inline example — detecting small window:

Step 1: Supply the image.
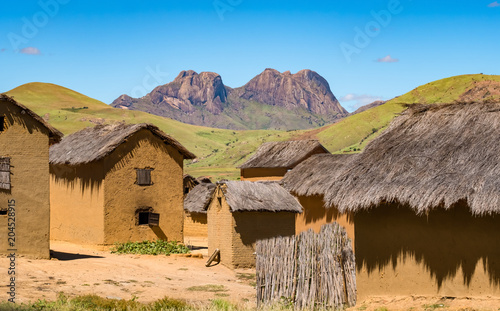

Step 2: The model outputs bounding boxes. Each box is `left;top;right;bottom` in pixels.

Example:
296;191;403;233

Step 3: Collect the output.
0;210;7;215
138;212;160;226
0;157;11;190
136;168;153;186
217;197;222;207
0;116;4;131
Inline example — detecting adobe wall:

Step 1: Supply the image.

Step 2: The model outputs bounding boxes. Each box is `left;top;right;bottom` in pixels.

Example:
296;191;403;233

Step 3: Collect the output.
207;188;234;268
50;161;105;245
0;101;51;258
355;203;500;300
240;167;288;181
184;211;208;238
103;129;184;244
232;210;296;268
295;194;354;246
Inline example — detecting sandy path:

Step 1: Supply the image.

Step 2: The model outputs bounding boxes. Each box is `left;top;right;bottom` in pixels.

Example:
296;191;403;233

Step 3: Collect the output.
0;241;256;307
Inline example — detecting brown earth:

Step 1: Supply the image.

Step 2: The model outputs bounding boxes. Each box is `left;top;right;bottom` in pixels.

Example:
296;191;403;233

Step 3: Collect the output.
459;80;500;102
0;241;255;307
2;241;500;310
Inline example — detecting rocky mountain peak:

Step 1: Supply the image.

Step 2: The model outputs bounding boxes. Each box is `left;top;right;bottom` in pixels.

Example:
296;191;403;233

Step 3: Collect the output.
240;69;347;115
149;70;227;114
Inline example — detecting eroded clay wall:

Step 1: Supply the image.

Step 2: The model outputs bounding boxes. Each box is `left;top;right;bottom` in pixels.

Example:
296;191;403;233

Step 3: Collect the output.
295;194;354;246
240;168;288;181
355;203;500;300
232;211;296;268
0;101;51;258
50;162;105;245
103;129;184;244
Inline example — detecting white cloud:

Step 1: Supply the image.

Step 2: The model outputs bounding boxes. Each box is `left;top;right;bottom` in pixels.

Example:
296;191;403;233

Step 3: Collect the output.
20;47;41;55
488;1;500;7
340;94;384;112
376;55;399;63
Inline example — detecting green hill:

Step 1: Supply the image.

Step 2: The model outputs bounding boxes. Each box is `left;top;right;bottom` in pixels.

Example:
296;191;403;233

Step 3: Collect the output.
314;74;500;153
6;83;302;180
5;74;500;180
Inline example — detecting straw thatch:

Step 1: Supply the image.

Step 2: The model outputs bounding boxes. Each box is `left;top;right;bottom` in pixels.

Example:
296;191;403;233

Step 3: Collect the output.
1;94;63;144
184;182;216;214
183;174;199;193
324;102;500;215
50;123;196;165
220;180;302;213
239;140;329;169
281;153;356;197
196;176;212;184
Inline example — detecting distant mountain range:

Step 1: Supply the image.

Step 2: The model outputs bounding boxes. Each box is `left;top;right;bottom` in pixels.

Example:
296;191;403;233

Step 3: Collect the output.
6;74;500;181
111;69;348;130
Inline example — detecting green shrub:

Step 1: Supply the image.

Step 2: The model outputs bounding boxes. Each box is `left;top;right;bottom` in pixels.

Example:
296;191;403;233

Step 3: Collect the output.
111;240;190;255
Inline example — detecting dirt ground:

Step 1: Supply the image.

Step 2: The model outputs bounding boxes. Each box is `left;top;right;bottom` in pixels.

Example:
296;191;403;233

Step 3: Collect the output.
2;241;500;310
346;295;500;311
0;241;256;307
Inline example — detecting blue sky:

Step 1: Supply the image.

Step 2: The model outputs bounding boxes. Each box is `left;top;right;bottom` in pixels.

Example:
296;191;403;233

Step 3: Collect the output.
1;0;499;111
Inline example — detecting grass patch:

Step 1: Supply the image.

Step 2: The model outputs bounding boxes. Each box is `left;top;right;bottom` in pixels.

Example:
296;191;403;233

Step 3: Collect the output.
0;293;194;311
424;303;446;310
0;293;262;311
111;240;190;256
187;284;228;293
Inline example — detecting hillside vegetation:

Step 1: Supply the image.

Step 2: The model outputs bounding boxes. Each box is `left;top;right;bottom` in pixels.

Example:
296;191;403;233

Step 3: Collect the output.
6;74;500;180
314;74;500;152
6;83;301;180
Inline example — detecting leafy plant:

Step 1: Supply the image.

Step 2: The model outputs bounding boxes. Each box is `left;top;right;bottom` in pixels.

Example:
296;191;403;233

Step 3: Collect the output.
110;240;190;256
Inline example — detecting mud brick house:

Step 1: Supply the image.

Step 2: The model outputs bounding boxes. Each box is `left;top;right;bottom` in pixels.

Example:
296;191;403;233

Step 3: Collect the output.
323;102;500;300
0;94;63;258
49;123;195;246
238;140;329;181
208;180;302;269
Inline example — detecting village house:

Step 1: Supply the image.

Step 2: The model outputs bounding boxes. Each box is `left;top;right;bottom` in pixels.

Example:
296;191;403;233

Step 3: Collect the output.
183;181;216;239
49;123;195;246
281;153;355;239
238;140;329;181
0;94;63;259
208;180;302;269
323;102;500;299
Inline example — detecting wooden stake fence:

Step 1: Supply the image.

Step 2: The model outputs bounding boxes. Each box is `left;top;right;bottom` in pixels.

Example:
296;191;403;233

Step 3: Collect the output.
256;223;356;309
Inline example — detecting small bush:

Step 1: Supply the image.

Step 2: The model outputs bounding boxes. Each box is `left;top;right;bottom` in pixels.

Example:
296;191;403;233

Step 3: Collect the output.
111;240;190;256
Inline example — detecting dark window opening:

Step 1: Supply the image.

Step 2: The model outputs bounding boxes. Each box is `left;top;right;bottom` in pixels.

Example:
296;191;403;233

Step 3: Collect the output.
136;168;153;186
0;116;4;131
184;187;190;195
138;212;160;226
0;157;11;191
138;212;149;225
218;197;222;206
0;210;7;215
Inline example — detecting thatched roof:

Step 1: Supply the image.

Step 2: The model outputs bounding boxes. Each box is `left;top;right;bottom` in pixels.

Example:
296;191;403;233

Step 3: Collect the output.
220;180;302;213
281;153;356;197
238;140;329;169
1;94;63;144
184;182;216;214
50;123;196;165
324;102;500;215
183;174;198;192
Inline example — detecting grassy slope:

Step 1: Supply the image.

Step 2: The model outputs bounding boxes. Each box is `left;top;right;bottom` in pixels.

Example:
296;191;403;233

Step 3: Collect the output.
6;74;499;180
6;83;301;180
316;74;500;153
